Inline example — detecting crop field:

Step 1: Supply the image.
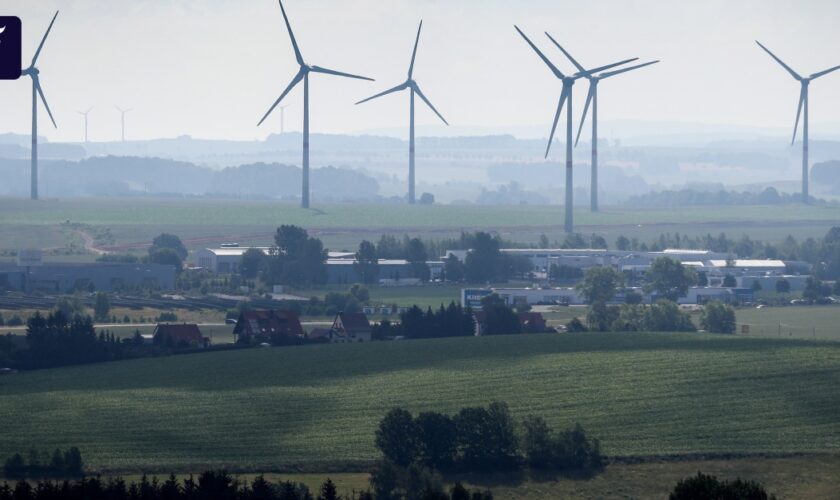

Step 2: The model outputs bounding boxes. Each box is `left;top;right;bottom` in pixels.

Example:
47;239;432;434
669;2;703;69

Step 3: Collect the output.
0;198;838;258
1;332;839;474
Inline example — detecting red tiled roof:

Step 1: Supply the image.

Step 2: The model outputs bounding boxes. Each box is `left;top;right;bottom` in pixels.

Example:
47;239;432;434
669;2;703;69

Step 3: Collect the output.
154;323;206;344
335;312;370;331
234;309;304;337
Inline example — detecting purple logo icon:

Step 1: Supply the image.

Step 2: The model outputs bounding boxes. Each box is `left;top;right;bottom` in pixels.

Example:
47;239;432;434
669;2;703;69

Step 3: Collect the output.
0;16;22;80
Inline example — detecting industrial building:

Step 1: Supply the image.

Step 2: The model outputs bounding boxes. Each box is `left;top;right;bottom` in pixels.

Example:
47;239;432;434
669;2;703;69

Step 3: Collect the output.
462;285;752;309
197;245;443;284
0;262;176;293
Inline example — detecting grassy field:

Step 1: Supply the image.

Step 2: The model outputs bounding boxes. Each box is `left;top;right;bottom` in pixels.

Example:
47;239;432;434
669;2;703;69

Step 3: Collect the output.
0;198;838;258
737;305;840;341
1;332;839;474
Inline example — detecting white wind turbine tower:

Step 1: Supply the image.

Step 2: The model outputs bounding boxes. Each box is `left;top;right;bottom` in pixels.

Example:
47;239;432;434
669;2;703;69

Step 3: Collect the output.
257;0;374;209
549;39;658;212
77;107;93;143
356;21;449;205
20;11;59;201
280;104;289;134
116;106;132;142
515;26;635;233
756;41;840;202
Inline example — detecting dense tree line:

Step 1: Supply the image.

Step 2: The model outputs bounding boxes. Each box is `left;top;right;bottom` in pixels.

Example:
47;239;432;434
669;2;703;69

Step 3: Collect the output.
372;403;602;498
3;448;83;479
669;472;775;500
0;311;241;371
0;470;492;500
624;186;829;207
11;312;144;370
374;302;475;340
576;300;697;333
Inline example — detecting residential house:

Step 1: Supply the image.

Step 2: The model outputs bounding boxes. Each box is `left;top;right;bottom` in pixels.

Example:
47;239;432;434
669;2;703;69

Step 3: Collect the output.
328;312;372;343
153;323;209;348
232;310;304;343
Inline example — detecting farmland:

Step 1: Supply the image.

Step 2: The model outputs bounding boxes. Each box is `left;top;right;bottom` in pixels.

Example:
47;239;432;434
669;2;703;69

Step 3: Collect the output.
0;198;838;260
1;332;839;474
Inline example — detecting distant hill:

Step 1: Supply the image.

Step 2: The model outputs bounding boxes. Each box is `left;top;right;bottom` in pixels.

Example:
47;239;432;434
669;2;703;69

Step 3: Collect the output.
812;160;840;195
0;156;379;200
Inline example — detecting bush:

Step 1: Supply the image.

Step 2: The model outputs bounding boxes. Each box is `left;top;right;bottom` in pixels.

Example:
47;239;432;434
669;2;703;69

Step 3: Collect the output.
521;417;602;471
566;317;588;333
670;472;775;500
157;312;178;322
700;301;737;334
7;314;24;327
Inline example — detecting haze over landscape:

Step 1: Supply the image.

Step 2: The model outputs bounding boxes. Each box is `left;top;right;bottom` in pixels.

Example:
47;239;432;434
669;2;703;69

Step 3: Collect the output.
2;1;840;498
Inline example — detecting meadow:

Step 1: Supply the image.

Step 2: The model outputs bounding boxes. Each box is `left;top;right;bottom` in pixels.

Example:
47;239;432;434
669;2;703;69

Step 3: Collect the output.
1;332;839;474
736;305;840;341
0;198;838;258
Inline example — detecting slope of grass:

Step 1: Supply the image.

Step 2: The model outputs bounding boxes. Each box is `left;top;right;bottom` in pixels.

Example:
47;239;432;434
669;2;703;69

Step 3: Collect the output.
1;333;839;473
2;198;839;229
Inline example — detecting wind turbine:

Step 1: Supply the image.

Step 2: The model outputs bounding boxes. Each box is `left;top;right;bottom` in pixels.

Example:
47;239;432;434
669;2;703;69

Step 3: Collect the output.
515;27;635;233
77;107;93;143
257;0;373;209
756;41;840;202
356;21;448;205
116;106;132;142
279;104;289;134
551;40;658;212
20;11;59;201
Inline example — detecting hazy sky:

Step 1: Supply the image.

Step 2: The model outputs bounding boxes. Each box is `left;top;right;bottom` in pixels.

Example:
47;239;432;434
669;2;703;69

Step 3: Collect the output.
2;0;840;142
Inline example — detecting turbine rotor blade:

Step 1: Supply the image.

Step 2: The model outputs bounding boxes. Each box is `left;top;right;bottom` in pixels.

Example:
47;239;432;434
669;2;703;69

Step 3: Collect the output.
31;11;59;67
310;65;374;81
414;85;449;125
575;84;595;147
580;57;639;77
544;32;586;73
791;85;805;145
258;69;306;126
545;87;568;158
34;77;57;128
356;82;409;105
278;0;304;66
755;41;802;80
514;25;564;79
408;20;423;79
811;64;840;80
599;60;660;79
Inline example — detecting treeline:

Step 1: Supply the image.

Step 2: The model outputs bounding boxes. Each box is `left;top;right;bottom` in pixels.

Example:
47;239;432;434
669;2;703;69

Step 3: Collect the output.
374;402;602;473
6;313;142;370
374;302;475;340
3;448;82;479
623;187;831;207
670;472;776;500
572;259;738;334
371;402;601;498
0;311;238;371
0;471;492;500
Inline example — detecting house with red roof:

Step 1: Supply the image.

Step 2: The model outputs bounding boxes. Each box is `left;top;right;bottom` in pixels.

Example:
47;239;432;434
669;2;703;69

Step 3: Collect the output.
326;312;372;343
232;309;304;343
153;323;209;348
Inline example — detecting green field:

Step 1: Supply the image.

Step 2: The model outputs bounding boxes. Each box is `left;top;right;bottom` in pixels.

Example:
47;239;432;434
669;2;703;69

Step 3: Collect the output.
0;198;838;258
1;332;839;474
737;305;840;341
